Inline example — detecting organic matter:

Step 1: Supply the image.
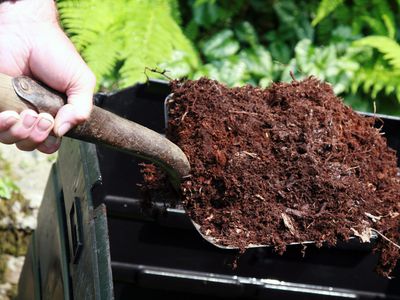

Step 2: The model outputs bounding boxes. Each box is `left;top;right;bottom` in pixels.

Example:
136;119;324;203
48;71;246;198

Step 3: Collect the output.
156;77;400;277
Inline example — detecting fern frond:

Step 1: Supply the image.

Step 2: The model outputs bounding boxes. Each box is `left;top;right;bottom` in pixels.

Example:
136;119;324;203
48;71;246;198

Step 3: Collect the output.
57;0;199;89
355;36;400;69
58;0;124;51
373;0;396;38
351;64;400;101
168;0;182;25
312;0;344;26
82;33;122;81
120;0;198;86
382;14;396;39
360;16;388;36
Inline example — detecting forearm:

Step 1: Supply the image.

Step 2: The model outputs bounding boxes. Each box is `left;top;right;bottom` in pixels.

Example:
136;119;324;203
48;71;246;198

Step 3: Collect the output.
0;0;57;25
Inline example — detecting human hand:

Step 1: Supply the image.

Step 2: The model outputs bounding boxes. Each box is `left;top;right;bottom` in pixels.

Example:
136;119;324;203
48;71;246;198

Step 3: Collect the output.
0;0;96;153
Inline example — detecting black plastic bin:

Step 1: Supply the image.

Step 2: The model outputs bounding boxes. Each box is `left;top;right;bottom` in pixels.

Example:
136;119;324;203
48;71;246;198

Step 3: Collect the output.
17;80;400;300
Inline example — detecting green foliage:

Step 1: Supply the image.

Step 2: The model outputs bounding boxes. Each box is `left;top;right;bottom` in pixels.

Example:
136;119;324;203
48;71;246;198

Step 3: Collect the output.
312;0;343;26
310;0;400;111
57;0;199;89
351;36;400;101
283;37;360;94
313;0;396;37
352;64;400;100
0;177;18;200
58;0;400;114
355;36;400;69
173;21;279;87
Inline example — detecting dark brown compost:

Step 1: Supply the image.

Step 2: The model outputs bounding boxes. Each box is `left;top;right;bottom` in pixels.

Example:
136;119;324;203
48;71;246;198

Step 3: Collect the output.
143;77;400;277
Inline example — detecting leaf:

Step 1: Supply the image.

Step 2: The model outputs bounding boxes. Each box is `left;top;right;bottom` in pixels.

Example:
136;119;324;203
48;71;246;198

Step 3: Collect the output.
239;46;272;77
354;36;400;69
382;14;396;39
58;0;199;88
235;21;258;46
312;0;344;26
360;16;387;36
202;30;240;59
216;59;247;86
193;1;220;27
0;177;18;200
352;63;400;103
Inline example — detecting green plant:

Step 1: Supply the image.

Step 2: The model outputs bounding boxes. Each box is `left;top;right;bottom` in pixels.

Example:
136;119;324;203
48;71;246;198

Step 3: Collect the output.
0;177;18;200
179;24;279;87
282;36;360;94
351;36;400;100
57;0;199;89
312;0;400;109
312;0;343;26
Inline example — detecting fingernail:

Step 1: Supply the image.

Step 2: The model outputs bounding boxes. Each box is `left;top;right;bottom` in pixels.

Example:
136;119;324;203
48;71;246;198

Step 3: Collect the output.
44;135;60;148
37;118;53;132
57;122;72;136
23;114;37;128
5;116;19;127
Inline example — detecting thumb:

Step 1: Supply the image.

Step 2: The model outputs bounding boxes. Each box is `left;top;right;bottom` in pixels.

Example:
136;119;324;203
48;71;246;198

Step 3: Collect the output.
54;71;96;137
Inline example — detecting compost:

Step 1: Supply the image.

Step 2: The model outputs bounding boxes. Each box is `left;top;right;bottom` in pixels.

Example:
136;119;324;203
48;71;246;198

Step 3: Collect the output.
143;77;400;277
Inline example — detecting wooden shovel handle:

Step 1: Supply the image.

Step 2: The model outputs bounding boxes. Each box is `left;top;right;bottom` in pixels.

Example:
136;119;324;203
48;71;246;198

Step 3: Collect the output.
0;73;190;184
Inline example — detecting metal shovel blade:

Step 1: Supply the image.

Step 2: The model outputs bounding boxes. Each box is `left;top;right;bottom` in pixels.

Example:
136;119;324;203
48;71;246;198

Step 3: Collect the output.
190;219;319;249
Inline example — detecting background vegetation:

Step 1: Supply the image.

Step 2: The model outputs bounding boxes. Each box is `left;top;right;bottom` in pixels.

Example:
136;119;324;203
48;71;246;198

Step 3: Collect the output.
57;0;400;115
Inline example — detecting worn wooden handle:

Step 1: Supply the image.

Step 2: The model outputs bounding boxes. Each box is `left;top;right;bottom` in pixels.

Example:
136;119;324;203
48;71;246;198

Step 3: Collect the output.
0;73;190;185
0;74;35;112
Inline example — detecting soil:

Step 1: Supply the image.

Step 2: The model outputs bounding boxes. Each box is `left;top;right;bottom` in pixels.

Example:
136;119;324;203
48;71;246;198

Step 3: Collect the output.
142;77;400;277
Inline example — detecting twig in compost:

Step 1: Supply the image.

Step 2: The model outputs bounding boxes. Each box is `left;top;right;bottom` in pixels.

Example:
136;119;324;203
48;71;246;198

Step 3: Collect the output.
290;70;297;81
371;228;400;249
229;110;259;116
365;212;382;223
144;67;173;82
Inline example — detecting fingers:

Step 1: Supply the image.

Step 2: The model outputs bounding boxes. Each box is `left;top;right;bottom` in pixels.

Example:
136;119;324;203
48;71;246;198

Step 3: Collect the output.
15;112;55;151
0;110;38;144
0;111;21;132
28;26;96;137
54;69;96;136
54;70;95;136
0;109;59;152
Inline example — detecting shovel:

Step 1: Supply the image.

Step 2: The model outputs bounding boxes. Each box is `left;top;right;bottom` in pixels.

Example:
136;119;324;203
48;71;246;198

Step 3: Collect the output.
0;74;368;250
0;73;190;188
0;73;231;248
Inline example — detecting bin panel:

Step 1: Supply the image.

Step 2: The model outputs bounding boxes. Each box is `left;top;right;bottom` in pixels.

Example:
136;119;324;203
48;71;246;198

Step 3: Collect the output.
16;234;40;300
39;165;71;300
58;139;113;299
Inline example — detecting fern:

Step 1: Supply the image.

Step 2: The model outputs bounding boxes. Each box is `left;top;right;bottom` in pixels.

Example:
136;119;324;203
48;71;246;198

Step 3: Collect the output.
57;0;199;89
312;0;344;26
313;0;397;38
351;63;400;101
355;36;400;69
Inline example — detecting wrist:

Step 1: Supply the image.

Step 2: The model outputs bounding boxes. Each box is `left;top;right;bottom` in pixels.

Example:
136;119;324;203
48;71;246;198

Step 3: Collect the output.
0;0;57;25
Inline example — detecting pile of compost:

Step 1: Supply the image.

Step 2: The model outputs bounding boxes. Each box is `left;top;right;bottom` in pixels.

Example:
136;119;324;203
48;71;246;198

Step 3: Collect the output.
144;77;400;277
